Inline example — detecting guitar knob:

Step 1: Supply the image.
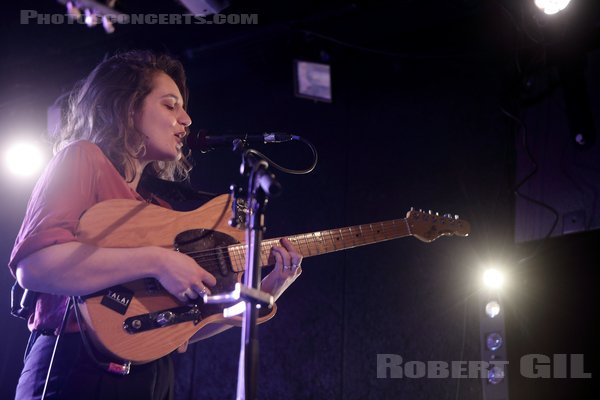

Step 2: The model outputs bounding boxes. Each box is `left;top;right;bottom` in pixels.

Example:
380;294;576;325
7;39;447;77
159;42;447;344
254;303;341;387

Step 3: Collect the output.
156;311;175;326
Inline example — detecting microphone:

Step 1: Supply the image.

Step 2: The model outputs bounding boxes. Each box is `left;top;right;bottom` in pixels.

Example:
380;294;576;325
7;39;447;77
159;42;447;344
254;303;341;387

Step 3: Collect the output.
187;130;298;153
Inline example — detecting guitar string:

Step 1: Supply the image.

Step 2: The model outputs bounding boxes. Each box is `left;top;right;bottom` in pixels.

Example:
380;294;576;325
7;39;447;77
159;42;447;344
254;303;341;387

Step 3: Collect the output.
180;223;408;258
178;213;463;261
178;223;415;268
178;218;417;258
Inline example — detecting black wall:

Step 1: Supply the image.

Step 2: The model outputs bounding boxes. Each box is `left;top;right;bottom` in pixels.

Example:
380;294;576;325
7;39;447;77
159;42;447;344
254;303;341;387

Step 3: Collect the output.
167;36;513;399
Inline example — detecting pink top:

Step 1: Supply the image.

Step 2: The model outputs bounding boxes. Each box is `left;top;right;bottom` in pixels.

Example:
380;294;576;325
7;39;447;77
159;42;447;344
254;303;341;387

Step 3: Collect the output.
9;140;168;332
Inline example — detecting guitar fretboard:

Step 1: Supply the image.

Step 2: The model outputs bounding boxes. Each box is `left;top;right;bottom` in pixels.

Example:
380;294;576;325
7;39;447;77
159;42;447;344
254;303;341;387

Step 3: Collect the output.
227;218;411;272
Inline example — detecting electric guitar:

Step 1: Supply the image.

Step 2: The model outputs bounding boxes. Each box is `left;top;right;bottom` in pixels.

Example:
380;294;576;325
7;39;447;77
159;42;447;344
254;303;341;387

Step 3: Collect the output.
75;194;470;364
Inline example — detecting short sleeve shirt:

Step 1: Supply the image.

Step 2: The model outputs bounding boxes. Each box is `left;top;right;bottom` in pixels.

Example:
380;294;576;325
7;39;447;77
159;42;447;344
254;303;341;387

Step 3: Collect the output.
8;140;166;332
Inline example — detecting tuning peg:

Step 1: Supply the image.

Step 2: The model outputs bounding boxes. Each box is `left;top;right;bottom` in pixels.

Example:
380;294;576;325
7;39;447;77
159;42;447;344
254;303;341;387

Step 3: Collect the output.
410;207;414;211
428;210;432;215
455;215;459;220
435;212;439;216
443;213;452;218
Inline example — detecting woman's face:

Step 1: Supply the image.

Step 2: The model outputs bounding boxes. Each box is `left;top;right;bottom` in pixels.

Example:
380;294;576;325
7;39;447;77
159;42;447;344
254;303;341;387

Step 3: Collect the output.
134;72;191;162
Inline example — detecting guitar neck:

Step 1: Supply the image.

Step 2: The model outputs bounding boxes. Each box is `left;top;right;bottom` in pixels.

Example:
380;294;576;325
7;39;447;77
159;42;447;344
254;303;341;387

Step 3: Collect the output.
227;218;411;272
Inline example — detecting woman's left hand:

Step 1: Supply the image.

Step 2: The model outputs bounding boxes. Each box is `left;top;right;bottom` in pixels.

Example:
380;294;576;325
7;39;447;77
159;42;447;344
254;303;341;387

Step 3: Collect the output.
261;238;303;300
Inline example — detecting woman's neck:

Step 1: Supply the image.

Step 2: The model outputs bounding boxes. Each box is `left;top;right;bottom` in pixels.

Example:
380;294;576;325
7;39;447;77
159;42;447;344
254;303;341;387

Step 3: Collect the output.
127;159;150;191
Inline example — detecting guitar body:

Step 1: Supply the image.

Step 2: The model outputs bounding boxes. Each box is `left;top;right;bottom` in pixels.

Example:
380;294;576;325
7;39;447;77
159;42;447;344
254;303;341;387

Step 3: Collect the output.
76;194;275;364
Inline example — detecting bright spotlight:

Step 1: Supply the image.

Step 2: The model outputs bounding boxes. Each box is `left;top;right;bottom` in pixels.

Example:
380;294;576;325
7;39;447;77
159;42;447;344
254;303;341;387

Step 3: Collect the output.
84;9;98;27
534;0;572;15
4;141;47;178
483;268;505;290
485;300;501;318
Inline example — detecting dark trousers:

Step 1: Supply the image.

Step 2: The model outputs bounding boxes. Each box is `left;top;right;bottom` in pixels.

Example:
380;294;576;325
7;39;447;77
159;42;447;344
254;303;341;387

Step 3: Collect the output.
15;331;174;400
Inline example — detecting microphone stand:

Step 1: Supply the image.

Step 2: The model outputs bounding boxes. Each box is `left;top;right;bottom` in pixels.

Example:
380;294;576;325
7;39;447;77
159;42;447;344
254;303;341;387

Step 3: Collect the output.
204;139;281;400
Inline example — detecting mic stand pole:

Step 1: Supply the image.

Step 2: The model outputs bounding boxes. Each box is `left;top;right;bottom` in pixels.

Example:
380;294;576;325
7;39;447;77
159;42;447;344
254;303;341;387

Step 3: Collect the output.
204;142;281;400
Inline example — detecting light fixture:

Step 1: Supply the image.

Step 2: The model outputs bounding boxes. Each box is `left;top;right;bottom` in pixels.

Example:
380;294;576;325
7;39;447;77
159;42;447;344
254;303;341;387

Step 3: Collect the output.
66;1;82;19
483;268;504;290
84;8;98;27
102;15;115;34
294;60;332;103
479;269;509;398
487;365;505;384
179;0;230;16
3;140;47;178
534;0;572;15
60;0;125;34
485;300;501;318
485;332;504;351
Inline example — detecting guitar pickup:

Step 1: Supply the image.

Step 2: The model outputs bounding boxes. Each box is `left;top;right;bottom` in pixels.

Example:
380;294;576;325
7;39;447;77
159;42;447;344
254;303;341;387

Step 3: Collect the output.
123;305;202;334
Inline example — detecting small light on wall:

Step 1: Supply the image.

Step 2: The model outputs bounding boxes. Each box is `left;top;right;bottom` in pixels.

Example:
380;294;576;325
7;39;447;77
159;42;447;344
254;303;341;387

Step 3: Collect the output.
294;60;332;103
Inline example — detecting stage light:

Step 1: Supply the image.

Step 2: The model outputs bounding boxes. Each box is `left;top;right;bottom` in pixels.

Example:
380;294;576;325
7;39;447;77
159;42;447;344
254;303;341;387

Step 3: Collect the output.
487;365;505;384
66;1;82;19
84;8;98;27
3;140;47;178
179;0;230;16
534;0;572;15
485;332;504;351
479;268;509;397
485;300;501;318
59;0;125;34
102;15;115;34
483;268;504;290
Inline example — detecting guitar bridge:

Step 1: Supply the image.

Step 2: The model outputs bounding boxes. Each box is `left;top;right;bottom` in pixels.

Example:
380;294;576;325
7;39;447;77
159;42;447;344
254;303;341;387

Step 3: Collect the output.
123;305;202;334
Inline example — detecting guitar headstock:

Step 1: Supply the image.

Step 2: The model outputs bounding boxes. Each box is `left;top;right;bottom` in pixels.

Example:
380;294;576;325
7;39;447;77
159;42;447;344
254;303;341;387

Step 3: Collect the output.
406;208;470;242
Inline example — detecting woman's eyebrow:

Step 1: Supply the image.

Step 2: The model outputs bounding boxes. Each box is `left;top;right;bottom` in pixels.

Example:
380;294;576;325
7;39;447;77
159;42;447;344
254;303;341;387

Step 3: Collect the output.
160;94;181;103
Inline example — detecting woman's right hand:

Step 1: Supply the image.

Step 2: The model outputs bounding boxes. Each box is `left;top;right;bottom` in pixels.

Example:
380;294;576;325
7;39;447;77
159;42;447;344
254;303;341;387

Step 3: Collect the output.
152;247;217;303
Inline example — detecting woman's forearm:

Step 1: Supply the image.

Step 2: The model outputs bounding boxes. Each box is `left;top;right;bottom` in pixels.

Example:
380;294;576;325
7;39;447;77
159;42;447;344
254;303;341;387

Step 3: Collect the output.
15;242;164;296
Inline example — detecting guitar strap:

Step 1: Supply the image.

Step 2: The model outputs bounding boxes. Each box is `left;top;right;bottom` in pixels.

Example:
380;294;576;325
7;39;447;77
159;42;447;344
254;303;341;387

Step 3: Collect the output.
10;281;37;320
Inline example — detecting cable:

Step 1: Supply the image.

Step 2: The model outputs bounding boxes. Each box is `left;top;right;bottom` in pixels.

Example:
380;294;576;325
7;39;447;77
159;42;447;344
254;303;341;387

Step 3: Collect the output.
243;135;318;175
502;107;560;263
41;297;73;399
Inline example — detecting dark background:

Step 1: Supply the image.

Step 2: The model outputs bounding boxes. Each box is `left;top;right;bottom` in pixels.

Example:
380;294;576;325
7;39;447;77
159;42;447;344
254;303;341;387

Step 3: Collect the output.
1;1;599;399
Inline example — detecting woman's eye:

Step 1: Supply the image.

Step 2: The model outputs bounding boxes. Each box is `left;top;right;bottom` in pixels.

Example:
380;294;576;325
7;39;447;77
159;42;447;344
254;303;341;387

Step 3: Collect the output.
165;104;175;110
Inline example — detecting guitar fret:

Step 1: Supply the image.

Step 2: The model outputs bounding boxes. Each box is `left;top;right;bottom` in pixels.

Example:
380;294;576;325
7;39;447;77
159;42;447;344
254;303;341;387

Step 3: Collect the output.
326;230;337;250
237;245;245;271
302;233;312;256
261;241;272;266
348;226;356;247
319;233;325;252
317;231;327;252
338;228;345;247
381;222;389;240
311;232;322;254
